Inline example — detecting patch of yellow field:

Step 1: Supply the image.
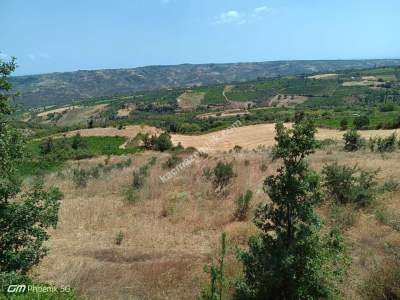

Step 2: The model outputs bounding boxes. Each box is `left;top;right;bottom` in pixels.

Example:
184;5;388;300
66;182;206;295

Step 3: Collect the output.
63;125;162;138
37;105;80;118
171;123;399;152
308;73;338;79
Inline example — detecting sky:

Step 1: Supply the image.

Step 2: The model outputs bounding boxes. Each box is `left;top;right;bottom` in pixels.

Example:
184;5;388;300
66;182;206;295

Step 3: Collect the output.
1;0;399;75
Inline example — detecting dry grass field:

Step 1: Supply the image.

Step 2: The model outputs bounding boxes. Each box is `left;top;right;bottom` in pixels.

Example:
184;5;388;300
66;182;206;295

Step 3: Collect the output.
177;91;206;111
308;73;338;79
30;139;400;299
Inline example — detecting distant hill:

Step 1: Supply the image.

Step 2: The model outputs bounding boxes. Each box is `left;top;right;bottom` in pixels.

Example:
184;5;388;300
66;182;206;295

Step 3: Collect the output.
11;59;400;108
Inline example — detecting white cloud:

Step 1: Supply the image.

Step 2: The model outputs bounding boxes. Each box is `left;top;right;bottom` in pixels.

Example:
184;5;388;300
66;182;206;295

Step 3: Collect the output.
216;10;241;24
254;6;270;13
215;6;272;25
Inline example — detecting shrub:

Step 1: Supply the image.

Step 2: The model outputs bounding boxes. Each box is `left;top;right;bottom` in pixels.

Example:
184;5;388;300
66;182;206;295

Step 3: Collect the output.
233;145;242;153
381;179;400;192
244;160;250;166
234;190;253;221
163;154;182;169
203;167;213;180
71;132;86;150
260;162;268;172
154;132;173;152
340;118;348;131
322;162;378;207
376;133;397;153
115;231;124;245
213;162;235;190
39;137;54;154
343;129;365;151
353;115;370;129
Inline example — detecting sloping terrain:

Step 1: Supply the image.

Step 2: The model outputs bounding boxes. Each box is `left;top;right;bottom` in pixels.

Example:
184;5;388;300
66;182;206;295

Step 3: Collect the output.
11;59;400;107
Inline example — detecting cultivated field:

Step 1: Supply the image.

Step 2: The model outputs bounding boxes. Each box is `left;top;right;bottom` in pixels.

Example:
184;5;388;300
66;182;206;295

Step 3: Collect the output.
61;123;399;153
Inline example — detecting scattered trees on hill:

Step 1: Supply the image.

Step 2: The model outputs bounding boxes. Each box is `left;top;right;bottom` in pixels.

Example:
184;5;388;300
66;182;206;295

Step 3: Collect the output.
138;132;173;152
234;120;348;299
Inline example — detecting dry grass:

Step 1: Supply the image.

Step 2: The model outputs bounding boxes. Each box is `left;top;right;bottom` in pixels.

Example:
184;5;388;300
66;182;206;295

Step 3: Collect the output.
308;73;338;79
37;105;80;118
172;123;399;153
29;127;400;299
177;91;205;111
63;125;162;138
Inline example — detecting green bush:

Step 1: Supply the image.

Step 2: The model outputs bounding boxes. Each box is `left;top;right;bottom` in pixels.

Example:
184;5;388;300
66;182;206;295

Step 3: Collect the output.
234;190;253;221
353;115;370;129
343;129;365;152
162;154;182;169
340;118;348;131
322;162;378;207
213;162;235;190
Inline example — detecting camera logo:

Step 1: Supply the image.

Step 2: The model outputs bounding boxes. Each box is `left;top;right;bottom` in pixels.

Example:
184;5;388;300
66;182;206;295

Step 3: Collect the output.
7;284;27;293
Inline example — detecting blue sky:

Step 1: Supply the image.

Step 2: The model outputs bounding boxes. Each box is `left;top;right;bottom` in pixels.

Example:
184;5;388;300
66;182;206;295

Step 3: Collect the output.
1;0;399;75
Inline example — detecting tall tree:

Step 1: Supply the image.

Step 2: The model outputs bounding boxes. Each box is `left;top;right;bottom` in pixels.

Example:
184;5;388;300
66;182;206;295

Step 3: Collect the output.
235;120;348;300
0;58;62;274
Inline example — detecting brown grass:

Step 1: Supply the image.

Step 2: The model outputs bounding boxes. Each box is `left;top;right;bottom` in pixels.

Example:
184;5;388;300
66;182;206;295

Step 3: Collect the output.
30;128;400;299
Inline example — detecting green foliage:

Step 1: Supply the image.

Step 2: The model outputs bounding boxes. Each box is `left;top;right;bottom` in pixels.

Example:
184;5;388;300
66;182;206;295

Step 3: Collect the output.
235;120;348;300
234;190;253;221
200;233;227;300
139;132;173;152
213;162;235;190
369;133;398;153
0;181;63;274
353;115;370;129
162;154;182;169
115;231;124;245
340;118;348;131
343;129;365;151
322;162;378;207
0;59;63;276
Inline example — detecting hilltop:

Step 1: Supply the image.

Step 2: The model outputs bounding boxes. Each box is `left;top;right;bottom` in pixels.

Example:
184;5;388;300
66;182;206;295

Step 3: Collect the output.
11;59;400;108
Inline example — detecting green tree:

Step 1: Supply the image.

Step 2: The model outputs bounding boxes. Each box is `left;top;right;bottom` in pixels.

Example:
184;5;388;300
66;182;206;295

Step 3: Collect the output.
343;129;364;152
154;132;172;152
353;115;370;129
235;120;348;300
213;162;235;191
0;58;62;274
